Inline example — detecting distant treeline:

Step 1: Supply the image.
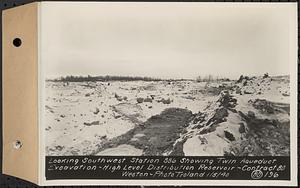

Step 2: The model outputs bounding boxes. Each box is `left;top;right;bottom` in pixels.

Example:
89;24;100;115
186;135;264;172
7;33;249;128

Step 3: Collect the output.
47;75;191;82
196;75;231;82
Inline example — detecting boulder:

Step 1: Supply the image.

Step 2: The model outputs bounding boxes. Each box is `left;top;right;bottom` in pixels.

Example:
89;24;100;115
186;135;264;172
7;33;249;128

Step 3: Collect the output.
237;75;244;83
247;111;255;118
93;107;100;114
282;92;290;97
218;90;237;108
263;73;269;79
137;97;144;103
224;130;235;141
84;121;100;126
158;98;172;104
239;123;246;133
236;88;242;95
115;93;124;101
215;108;228;120
144;97;153;103
114;115;121;119
243;87;255;94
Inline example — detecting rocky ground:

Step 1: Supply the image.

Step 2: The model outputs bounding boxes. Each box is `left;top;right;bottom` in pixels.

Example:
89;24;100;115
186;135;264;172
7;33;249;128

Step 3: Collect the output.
45;74;290;156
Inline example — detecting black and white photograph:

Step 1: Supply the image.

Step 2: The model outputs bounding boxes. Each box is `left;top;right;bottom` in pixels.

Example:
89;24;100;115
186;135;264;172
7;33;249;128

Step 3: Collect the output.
1;1;297;186
42;2;295;158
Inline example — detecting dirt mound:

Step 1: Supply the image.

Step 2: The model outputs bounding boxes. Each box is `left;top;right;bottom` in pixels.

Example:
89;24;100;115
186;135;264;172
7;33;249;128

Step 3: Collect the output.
233;74;290;98
139;84;157;91
178;90;243;156
199;83;233;96
218;90;237;109
199;86;222;96
191;90;237;129
112;103;145;124
94;108;193;156
249;99;289;114
228;111;290;156
180;85;290;156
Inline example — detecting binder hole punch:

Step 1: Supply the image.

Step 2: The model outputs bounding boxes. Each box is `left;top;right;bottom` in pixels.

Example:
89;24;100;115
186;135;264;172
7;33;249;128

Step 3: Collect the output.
13;140;23;149
13;38;22;47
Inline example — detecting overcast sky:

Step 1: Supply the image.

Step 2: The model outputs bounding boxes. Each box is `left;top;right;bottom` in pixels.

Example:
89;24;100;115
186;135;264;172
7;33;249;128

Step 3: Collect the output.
40;2;296;79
